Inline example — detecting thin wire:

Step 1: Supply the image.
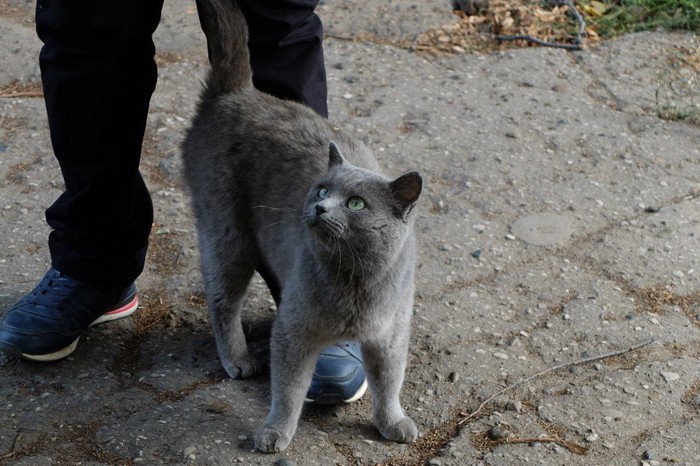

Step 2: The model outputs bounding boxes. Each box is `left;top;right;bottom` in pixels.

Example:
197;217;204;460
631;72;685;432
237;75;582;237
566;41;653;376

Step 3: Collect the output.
496;0;586;51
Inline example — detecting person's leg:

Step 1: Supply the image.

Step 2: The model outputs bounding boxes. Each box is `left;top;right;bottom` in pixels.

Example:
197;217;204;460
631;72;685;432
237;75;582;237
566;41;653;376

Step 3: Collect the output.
0;0;164;361
238;0;328;117
39;0;164;287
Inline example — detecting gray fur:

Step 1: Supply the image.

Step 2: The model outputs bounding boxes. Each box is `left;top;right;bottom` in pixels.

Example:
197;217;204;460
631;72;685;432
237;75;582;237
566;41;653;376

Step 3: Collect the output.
183;0;422;452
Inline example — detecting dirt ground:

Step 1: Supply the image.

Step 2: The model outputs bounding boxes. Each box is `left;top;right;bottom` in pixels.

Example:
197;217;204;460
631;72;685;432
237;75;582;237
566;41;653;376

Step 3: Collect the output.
1;1;699;465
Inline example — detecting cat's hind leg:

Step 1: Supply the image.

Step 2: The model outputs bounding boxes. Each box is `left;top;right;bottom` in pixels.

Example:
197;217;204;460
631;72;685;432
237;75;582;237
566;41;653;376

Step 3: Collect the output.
197;221;258;379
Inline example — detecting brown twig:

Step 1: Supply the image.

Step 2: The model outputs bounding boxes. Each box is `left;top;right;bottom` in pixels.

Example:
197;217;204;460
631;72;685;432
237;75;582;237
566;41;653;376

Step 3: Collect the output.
0;91;43;98
1;431;24;459
175;245;185;267
506;435;588;455
458;338;655;425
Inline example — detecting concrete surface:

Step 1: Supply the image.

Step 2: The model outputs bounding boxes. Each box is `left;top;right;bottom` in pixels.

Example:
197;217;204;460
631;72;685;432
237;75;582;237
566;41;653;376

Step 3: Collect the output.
1;0;699;465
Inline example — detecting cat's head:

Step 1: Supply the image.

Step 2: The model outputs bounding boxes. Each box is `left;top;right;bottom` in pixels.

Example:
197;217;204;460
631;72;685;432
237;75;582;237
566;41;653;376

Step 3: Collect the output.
301;142;422;273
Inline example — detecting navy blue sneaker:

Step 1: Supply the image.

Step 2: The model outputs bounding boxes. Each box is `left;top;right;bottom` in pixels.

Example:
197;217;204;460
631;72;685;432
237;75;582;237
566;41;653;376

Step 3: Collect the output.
305;342;367;405
0;268;137;362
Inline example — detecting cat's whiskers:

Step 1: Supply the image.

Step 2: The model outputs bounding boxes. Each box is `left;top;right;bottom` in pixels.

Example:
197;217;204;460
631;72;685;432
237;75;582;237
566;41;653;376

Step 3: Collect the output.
331;237;343;289
257;209;301;234
344;239;366;282
258;219;290;233
355;240;371;275
253;205;300;214
349;242;357;283
339;239;355;286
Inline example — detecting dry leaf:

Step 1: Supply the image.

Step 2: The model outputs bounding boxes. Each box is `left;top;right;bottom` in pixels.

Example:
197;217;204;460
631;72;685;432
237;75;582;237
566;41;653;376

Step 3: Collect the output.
413;0;596;56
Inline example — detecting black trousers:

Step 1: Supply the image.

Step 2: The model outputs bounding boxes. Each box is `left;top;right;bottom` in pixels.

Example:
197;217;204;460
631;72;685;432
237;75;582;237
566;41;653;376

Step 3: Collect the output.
36;0;327;287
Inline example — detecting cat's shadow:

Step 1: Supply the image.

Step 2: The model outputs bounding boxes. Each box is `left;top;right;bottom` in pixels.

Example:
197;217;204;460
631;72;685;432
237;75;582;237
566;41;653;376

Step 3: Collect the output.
302;402;380;443
243;317;273;375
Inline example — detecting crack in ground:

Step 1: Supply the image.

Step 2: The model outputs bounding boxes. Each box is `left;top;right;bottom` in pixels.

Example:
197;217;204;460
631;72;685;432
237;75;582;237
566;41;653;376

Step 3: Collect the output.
568;52;631;112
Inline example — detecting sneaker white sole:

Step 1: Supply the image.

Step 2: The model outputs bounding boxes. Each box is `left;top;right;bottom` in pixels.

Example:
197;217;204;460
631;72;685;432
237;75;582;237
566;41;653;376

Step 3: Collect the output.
20;295;138;362
344;378;368;403
22;338;80;362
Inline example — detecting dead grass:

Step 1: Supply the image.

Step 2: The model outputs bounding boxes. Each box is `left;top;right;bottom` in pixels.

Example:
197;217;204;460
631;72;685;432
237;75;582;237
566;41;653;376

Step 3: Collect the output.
655;46;700;125
414;0;596;56
0;81;43;99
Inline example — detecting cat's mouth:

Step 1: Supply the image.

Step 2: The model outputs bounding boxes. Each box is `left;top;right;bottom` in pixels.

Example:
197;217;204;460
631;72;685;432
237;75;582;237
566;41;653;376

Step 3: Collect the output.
304;210;345;243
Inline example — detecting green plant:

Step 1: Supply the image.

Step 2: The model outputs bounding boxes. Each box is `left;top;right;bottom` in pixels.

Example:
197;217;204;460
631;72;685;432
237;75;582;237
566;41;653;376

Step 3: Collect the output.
654;48;700;125
587;0;700;37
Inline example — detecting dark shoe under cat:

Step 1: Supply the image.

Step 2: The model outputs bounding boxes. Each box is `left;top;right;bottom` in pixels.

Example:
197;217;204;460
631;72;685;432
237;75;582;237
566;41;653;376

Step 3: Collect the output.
0;268;137;361
306;342;367;404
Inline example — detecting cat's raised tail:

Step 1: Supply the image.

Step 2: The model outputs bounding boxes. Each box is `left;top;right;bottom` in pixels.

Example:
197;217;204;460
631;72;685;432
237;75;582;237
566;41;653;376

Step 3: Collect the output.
197;0;253;98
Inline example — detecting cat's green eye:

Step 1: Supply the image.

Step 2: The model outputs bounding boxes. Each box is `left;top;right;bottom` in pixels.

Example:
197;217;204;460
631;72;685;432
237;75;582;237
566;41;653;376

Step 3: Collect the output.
347;197;365;211
318;187;329;199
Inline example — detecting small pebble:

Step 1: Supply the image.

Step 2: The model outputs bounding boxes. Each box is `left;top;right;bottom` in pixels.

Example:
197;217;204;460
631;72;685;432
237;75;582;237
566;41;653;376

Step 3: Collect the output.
448;371;459;383
488;425;511;440
275;459;298;466
183;446;196;459
471;249;482;258
433;199;448;213
601;409;623;421
505;400;523;413
205;402;230;414
661;371;680;382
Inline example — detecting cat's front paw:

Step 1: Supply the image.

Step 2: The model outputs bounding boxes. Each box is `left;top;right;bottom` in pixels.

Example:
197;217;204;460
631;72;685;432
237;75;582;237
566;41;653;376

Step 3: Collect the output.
254;425;291;453
378;416;418;443
221;355;257;379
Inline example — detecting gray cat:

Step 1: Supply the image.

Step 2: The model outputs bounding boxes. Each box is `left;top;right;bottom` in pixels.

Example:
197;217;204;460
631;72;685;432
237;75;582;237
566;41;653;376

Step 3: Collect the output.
183;0;422;452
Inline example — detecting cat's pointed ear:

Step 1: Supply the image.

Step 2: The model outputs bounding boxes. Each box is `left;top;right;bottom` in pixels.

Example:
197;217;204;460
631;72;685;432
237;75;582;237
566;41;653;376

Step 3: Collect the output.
390;171;423;221
328;141;345;170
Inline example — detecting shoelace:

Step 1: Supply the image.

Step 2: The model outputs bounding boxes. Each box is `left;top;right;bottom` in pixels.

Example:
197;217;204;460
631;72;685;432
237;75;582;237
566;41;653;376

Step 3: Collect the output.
28;270;81;310
17;270;109;330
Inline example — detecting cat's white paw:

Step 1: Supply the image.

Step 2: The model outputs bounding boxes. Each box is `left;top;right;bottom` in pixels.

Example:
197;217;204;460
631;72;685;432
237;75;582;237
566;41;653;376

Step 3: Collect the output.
221;356;256;379
379;416;418;443
254;426;291;453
